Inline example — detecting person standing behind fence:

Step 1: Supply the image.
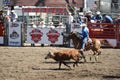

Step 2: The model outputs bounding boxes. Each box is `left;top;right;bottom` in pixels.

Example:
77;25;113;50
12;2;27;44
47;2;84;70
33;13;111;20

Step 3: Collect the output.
9;10;18;22
102;14;113;23
29;22;37;28
56;23;65;29
102;14;113;28
95;11;103;22
38;21;46;28
0;10;6;22
95;11;103;28
47;22;55;29
85;11;95;23
115;14;120;24
68;12;74;25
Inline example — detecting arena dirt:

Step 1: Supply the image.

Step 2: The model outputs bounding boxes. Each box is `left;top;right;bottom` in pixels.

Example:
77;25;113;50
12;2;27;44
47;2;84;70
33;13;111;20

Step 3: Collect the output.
0;47;120;80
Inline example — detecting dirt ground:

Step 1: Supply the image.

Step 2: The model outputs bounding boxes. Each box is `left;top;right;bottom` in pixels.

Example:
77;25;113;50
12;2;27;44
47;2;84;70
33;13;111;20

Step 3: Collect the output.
0;46;120;80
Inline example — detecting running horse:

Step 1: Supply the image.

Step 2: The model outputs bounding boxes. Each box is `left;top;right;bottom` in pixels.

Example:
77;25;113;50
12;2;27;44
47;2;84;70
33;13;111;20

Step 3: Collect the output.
63;31;112;62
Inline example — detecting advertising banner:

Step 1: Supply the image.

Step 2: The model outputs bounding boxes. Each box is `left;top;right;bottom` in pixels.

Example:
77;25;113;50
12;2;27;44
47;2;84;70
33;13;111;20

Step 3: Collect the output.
0;22;5;45
8;22;22;46
27;27;64;45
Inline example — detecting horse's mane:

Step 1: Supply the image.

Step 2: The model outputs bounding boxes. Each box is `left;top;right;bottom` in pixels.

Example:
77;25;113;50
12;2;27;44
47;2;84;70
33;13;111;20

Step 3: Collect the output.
69;32;83;49
71;32;82;40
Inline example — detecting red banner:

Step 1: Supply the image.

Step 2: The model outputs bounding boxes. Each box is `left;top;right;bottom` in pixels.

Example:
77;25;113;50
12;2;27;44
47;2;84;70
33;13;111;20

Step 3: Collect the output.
0;21;5;36
22;7;67;14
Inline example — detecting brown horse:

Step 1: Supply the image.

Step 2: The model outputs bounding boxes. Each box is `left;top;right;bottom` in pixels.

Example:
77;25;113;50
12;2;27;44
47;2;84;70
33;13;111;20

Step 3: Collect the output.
64;31;112;62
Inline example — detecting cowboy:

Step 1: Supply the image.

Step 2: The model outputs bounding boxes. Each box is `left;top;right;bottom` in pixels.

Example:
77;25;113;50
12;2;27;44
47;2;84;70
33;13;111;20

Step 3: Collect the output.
80;23;89;51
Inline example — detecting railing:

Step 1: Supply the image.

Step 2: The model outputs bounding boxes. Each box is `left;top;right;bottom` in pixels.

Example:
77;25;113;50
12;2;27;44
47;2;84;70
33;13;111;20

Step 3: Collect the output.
88;23;120;47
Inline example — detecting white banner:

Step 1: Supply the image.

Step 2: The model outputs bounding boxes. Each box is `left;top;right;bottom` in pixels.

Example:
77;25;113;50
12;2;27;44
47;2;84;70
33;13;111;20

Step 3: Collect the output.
27;27;64;45
0;37;3;44
8;22;22;46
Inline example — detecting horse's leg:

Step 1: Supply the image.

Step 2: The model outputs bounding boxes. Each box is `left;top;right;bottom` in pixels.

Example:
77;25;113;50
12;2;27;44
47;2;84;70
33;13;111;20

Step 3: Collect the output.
91;51;98;62
89;50;94;61
97;50;101;55
95;50;101;62
79;51;86;62
94;54;98;62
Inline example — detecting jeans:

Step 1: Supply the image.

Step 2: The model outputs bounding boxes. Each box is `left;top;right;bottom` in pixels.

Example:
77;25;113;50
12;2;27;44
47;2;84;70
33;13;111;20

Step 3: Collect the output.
81;37;88;50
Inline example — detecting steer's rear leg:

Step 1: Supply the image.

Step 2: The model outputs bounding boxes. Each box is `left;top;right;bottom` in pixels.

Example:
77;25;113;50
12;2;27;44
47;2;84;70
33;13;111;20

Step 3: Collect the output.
62;61;71;69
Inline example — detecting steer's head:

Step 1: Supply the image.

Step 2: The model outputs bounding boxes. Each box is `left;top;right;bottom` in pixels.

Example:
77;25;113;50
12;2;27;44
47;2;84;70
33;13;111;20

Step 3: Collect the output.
45;51;54;59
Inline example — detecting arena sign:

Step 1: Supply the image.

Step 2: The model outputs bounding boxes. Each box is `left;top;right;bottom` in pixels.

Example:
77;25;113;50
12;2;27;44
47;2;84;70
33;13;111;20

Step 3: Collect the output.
8;22;22;46
22;7;68;14
27;27;64;45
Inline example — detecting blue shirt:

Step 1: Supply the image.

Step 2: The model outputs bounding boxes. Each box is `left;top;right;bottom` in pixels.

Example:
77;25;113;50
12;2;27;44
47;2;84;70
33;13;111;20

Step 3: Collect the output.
81;27;89;39
95;15;103;21
104;15;113;23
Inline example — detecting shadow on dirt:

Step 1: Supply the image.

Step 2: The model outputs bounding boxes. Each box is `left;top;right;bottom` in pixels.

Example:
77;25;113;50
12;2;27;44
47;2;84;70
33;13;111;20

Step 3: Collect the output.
32;67;72;71
103;75;120;79
43;61;102;64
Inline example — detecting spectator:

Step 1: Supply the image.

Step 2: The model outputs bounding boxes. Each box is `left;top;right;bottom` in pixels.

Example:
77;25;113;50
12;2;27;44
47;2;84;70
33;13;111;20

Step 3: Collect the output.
56;23;65;28
85;10;95;23
95;11;103;22
9;10;18;22
29;22;37;28
77;12;84;25
102;14;113;23
115;14;120;24
68;12;74;25
38;21;46;28
95;11;103;28
0;10;6;21
47;22;55;29
102;14;113;28
35;21;40;28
